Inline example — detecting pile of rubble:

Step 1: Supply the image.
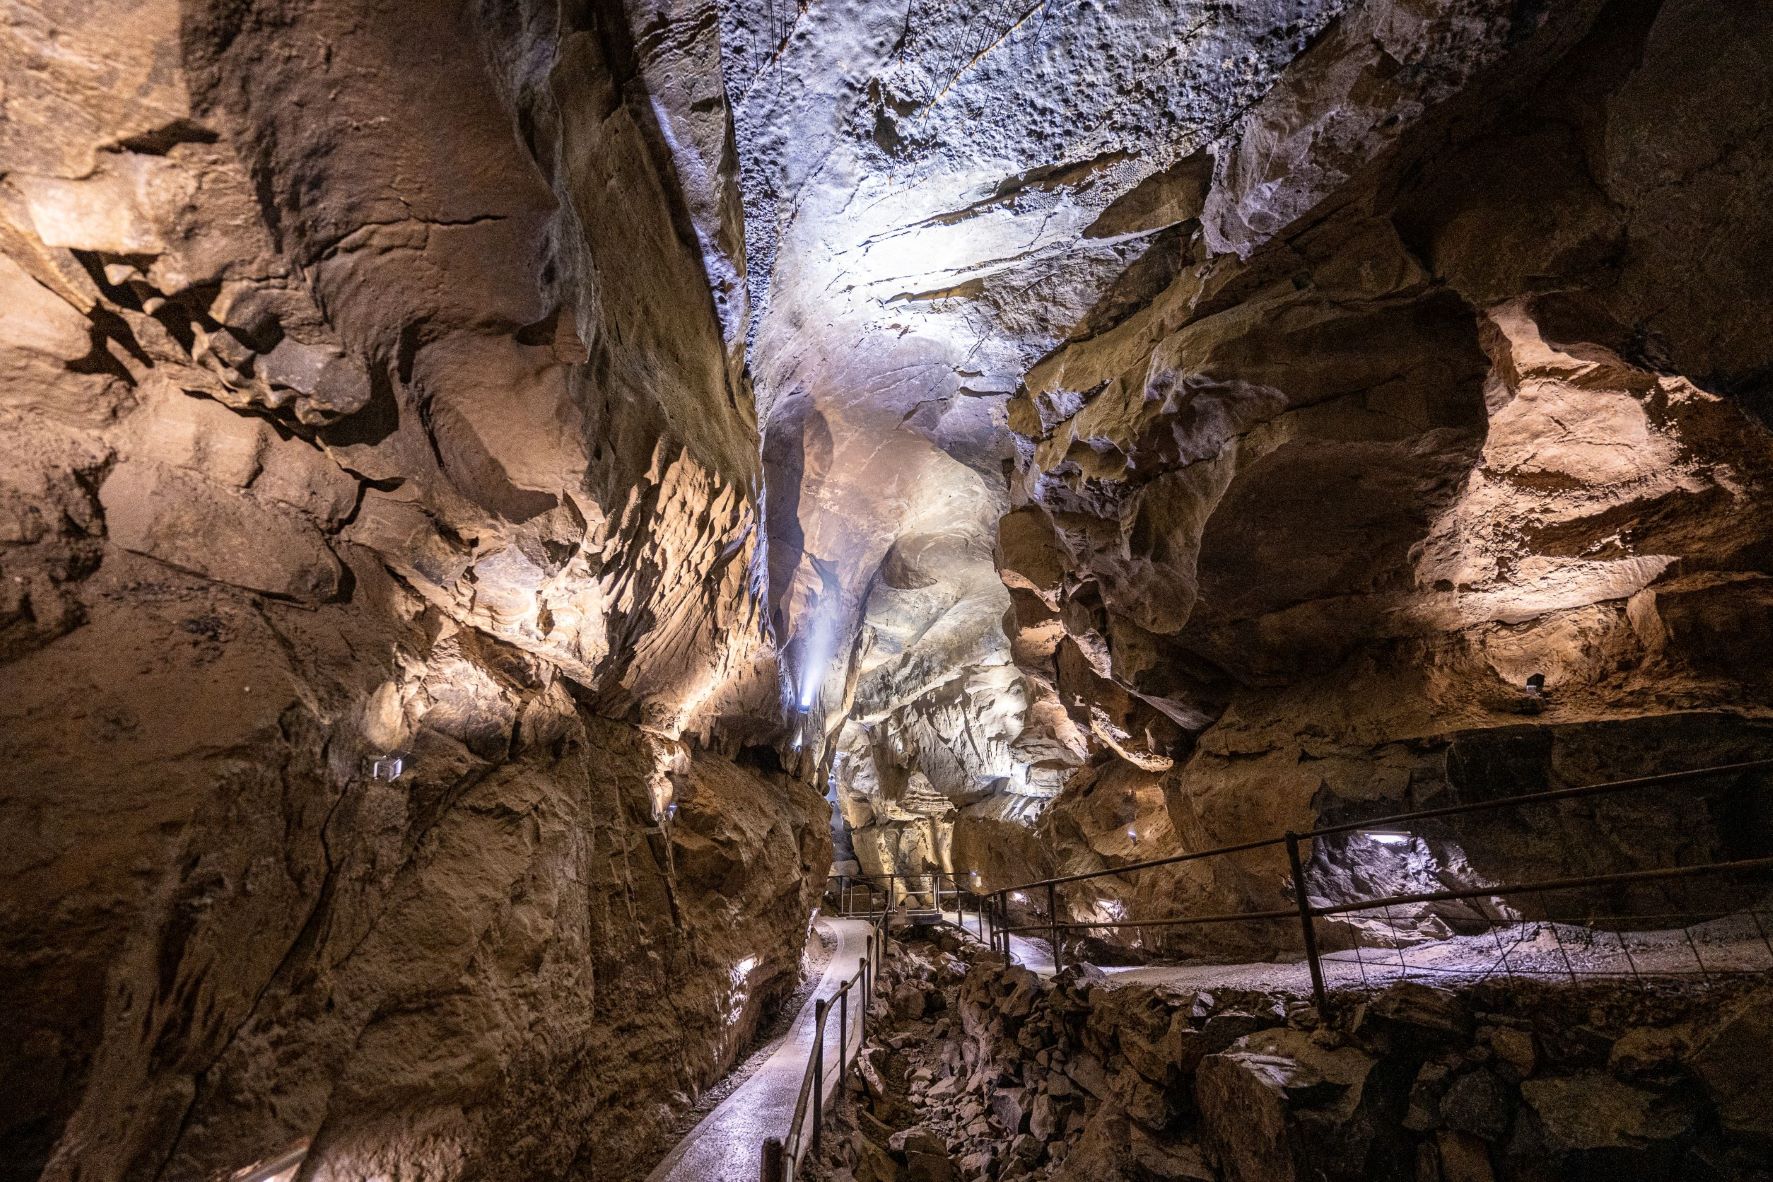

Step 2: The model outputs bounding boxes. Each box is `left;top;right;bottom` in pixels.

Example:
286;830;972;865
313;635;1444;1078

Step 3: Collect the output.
809;929;1773;1181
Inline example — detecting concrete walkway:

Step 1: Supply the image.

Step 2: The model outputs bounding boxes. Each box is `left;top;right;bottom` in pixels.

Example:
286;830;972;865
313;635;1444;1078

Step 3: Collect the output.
938;909;1054;975
647;915;874;1182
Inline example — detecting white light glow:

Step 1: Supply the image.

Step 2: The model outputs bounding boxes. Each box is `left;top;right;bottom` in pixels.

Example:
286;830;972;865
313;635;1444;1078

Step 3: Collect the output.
725;956;760;1028
1010;891;1027;904
1368;832;1411;846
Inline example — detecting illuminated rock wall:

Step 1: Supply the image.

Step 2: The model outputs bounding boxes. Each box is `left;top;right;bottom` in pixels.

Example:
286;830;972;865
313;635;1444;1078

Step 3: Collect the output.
0;1;828;1179
1000;0;1773;947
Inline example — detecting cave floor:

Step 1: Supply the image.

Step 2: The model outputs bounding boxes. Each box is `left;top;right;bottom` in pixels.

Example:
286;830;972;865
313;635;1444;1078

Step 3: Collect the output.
646;916;875;1182
940;908;1773;998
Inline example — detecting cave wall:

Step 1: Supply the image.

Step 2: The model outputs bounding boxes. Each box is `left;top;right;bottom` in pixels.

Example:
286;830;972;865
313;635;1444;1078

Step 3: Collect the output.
0;1;830;1179
997;0;1773;948
774;0;1773;925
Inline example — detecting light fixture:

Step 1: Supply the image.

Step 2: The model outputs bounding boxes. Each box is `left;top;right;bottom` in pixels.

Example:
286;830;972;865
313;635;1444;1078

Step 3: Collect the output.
1010;891;1026;903
1364;828;1411;847
229;1144;307;1182
1125;826;1137;843
368;755;404;782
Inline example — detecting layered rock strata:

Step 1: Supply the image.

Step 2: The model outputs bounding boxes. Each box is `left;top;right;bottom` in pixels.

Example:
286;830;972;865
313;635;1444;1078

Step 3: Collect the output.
0;1;829;1179
987;0;1773;939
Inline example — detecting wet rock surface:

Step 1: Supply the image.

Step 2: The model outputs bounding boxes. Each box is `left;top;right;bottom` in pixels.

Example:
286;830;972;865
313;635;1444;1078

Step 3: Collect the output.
807;929;1773;1182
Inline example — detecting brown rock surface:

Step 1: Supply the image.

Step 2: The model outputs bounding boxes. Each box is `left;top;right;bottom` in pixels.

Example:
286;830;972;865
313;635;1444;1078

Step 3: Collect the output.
0;1;822;1179
6;0;1773;1177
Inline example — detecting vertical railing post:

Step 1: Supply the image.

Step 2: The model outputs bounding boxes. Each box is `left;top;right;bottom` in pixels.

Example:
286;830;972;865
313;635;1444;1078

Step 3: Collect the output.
839;984;850;1071
1047;880;1063;973
761;1136;785;1182
1285;831;1329;1014
859;956;869;1050
812;998;827;1151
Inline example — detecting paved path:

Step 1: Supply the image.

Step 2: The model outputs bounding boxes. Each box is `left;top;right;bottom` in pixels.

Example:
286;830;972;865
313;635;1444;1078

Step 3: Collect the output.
647;915;874;1182
938;909;1054;975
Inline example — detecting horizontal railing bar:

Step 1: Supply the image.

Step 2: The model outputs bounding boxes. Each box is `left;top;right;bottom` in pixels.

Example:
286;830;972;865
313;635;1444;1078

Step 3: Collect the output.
1309;855;1773;918
1000;906;1298;933
1305;757;1773;839
993;758;1773;898
1002;856;1773;936
998;835;1289;895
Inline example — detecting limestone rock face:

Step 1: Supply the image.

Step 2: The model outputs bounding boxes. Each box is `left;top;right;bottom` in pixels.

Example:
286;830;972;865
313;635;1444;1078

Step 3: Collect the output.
988;0;1773;944
705;0;1773;938
0;1;827;1179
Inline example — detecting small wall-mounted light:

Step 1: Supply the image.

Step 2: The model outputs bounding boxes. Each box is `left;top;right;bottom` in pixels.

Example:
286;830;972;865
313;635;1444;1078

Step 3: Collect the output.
1010;890;1027;904
1525;672;1546;697
229;1143;307;1182
368;755;404;782
1363;827;1411;847
1126;826;1138;843
664;802;679;823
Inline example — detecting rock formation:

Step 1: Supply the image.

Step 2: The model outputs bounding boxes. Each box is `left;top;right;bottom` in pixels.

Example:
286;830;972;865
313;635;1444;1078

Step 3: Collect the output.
3;0;1771;1178
811;928;1773;1182
0;2;827;1179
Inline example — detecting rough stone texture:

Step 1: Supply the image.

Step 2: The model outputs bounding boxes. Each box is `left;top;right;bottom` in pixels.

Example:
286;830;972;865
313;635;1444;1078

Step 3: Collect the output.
700;0;1773;947
807;930;1773;1182
0;1;828;1179
986;0;1773;949
7;0;1773;1177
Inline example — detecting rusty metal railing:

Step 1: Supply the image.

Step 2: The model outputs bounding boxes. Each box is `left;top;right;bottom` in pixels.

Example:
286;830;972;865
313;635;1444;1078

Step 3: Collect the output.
983;758;1773;1010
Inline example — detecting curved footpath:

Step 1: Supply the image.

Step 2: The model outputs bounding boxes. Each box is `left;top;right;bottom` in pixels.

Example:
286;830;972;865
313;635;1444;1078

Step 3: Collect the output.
940;908;1053;976
647;915;875;1182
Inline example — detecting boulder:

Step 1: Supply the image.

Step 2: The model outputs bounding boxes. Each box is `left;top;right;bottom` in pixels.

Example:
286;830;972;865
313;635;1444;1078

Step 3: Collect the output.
1685;995;1773;1139
1519;1073;1692;1153
1196;1028;1405;1182
99;460;343;602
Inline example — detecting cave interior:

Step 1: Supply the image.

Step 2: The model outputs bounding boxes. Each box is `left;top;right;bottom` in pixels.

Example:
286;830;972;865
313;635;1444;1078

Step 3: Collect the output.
2;0;1773;1180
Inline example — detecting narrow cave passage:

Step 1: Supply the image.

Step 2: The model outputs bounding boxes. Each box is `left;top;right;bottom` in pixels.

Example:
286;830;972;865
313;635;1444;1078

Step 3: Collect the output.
2;2;1773;1182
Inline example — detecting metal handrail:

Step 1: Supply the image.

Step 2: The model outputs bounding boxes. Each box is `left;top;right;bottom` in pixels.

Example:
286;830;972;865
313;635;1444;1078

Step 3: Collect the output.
994;757;1773;896
764;909;890;1181
982;757;1773;1002
825;870;998;947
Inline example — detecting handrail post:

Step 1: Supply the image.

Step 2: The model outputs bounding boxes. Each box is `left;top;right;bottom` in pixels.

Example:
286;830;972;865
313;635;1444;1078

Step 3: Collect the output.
859;955;869;1051
1285;831;1329;1014
839;985;849;1072
812;998;827;1152
761;1136;785;1182
1047;880;1063;973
